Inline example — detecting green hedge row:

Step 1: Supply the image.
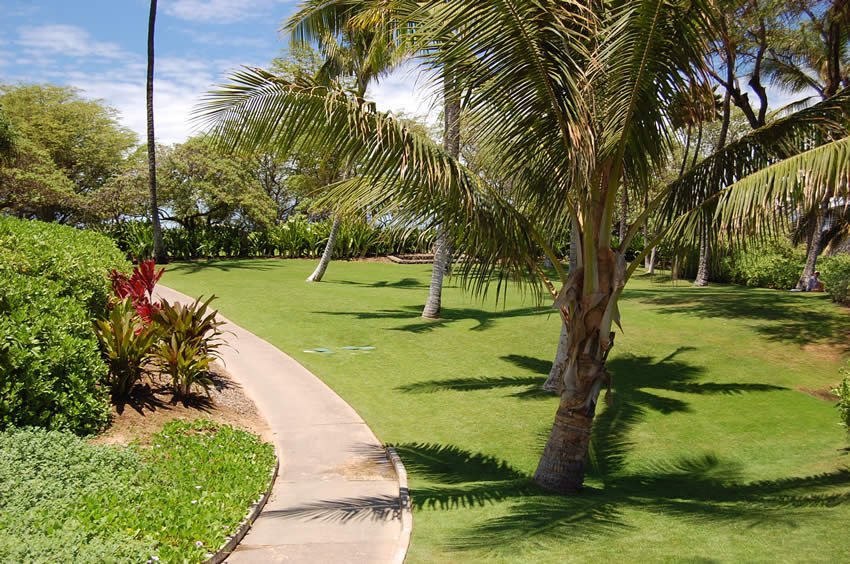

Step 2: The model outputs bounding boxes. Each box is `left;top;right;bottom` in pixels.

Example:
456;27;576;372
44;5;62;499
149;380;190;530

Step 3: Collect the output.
0;217;128;434
103;217;436;261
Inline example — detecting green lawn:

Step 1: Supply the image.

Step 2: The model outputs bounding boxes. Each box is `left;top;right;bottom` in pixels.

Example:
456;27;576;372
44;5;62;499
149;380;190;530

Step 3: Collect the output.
165;259;850;562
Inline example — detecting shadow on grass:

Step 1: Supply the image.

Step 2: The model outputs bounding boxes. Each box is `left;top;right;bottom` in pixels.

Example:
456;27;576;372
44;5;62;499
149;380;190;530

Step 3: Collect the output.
264;349;826;553
324;277;428;290
314;304;551;332
167;259;274;274
627;285;850;349
399;347;784;404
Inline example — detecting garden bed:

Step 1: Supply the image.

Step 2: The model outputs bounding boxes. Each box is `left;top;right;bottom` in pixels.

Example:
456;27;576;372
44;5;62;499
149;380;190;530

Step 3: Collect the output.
0;364;275;563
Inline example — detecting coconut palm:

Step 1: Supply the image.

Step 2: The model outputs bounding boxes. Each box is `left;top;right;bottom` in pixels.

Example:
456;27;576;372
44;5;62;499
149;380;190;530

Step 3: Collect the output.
289;0;458;317
146;0;166;263
199;0;850;493
761;0;850;288
287;1;406;282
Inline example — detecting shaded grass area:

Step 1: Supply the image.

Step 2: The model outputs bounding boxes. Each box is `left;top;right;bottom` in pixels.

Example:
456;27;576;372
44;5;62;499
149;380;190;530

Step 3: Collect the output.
165;260;850;562
0;420;275;563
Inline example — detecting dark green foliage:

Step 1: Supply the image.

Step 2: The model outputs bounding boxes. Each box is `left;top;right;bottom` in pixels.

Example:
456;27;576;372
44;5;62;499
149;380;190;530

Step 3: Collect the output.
833;363;850;434
0;274;110;434
104;216;434;261
0;216;128;312
0;217;128;434
721;240;805;289
0;421;275;563
820;254;850;305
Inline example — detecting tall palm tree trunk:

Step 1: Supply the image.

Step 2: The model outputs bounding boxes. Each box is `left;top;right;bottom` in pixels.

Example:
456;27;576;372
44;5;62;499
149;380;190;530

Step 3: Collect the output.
693;224;710;286
146;0;165;264
422;227;451;318
535;249;623;492
422;74;460;319
307;215;342;282
798;209;826;290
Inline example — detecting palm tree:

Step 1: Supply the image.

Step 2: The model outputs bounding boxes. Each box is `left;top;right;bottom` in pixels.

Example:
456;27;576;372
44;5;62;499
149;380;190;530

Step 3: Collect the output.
147;0;166;263
288;0;457;317
199;1;850;493
287;2;405;282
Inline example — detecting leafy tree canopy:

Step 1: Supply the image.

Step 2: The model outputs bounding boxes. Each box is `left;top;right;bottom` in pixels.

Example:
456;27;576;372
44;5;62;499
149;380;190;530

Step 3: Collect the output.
0;84;137;222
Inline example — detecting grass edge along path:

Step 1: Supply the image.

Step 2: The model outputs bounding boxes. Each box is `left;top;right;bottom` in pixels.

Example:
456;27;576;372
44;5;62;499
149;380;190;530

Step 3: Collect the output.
164;259;850;563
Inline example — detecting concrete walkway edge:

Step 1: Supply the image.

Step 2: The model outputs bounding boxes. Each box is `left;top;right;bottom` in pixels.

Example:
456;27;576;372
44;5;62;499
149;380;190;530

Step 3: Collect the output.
156;285;411;563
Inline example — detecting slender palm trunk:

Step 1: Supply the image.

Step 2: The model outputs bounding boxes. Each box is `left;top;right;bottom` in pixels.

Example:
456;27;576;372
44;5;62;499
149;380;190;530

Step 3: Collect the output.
146;0;165;264
422;73;460;319
618;187;629;243
543;324;569;393
798;210;826;290
307;215;342;282
543;225;579;393
534;250;623;492
694;223;709;286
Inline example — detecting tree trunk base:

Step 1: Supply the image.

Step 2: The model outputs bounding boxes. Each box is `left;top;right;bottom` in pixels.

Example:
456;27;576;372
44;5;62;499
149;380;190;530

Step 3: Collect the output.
533;404;594;494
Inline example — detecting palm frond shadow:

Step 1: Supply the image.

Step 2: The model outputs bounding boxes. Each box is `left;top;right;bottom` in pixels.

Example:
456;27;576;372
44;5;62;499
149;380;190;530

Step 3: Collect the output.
262;494;402;523
257;349;837;550
313;304;550;332
167;260;274;274
628;287;850;349
325;277;428;290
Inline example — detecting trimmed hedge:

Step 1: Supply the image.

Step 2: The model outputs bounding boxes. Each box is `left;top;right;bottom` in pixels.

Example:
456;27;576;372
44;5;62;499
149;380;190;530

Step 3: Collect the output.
0;217;128;434
104;216;435;261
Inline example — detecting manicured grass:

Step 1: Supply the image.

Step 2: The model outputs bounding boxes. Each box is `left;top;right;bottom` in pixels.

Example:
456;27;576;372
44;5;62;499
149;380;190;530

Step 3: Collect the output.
165;259;850;562
0;420;275;563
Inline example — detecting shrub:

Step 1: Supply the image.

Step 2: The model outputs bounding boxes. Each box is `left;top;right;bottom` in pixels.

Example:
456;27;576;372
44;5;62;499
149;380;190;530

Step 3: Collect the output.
820;254;850;305
0;218;125;434
722;240;805;289
0;216;128;313
150;297;224;398
833;362;850;433
0;274;110;434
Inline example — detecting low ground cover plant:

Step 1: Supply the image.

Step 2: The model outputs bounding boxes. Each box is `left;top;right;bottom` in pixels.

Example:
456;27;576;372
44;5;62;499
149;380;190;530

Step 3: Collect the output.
0;420;275;563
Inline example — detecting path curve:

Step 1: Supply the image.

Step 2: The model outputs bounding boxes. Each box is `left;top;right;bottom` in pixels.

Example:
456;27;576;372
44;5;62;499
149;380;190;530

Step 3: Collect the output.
156;286;410;563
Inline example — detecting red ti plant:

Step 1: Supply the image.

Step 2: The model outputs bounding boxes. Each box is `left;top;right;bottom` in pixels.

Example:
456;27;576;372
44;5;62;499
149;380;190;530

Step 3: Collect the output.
110;259;165;324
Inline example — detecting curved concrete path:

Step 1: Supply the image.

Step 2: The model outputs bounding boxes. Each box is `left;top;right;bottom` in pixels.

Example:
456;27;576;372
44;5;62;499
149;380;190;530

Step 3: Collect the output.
156;286;410;563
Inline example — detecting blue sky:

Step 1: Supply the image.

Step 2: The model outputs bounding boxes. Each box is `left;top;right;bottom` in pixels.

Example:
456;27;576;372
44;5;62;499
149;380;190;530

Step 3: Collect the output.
0;0;434;143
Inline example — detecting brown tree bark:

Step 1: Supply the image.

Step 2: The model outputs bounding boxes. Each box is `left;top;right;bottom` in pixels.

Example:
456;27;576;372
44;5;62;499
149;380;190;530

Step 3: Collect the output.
422;73;460;319
147;0;166;264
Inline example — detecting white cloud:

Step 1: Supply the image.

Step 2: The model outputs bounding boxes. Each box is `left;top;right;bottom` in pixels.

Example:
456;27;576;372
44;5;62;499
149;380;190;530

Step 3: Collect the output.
63;55;256;145
17;24;128;60
165;0;292;24
368;63;441;125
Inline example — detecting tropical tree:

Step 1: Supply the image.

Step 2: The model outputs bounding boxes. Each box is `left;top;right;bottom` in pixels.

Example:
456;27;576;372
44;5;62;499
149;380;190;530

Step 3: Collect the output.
0;84;136;222
760;0;850;288
147;0;166;263
200;1;850;493
286;2;405;282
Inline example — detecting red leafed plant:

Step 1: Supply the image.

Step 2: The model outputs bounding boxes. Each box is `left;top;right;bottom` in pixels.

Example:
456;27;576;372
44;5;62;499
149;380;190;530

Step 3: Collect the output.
109;260;164;323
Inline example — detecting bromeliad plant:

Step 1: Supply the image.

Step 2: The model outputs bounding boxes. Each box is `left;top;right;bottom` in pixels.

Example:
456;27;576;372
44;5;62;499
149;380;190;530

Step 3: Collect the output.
150;297;225;399
97;260;225;400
